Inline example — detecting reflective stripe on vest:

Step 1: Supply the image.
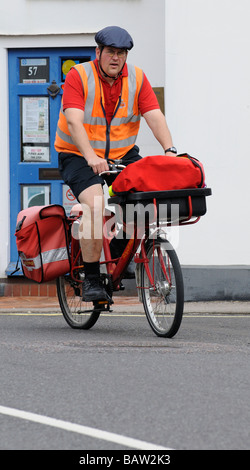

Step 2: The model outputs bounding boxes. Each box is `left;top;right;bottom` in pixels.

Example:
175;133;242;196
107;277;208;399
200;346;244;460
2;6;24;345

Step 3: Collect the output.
54;61;143;160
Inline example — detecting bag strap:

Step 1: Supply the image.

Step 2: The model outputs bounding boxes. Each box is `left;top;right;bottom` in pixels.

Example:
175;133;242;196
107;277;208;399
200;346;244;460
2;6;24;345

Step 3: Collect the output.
178;154;204;188
10;255;21;276
15;215;26;232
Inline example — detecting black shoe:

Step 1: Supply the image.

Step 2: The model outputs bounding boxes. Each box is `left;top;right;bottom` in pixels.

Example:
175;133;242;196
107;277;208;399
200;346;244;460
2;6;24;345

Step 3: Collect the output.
82;275;109;302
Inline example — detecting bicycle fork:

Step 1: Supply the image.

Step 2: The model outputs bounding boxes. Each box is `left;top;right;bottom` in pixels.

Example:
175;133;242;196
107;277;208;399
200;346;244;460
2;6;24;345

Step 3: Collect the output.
135;236;172;301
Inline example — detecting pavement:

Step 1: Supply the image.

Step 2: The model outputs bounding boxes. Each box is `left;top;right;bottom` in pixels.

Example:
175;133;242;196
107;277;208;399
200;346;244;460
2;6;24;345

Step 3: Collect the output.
0;295;250;314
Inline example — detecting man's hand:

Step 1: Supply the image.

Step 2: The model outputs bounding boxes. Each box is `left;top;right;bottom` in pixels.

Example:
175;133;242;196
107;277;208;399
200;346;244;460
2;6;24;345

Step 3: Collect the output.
65;108;93;159
165;152;177;157
87;154;109;174
64;108;109;173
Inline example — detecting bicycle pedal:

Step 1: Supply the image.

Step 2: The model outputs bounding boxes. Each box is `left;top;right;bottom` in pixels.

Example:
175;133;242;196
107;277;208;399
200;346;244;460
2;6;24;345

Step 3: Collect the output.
94;297;113;306
93;300;113;313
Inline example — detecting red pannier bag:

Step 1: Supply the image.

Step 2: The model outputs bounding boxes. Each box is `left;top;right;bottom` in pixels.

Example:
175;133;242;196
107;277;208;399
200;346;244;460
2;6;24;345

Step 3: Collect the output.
15;205;70;283
111;154;205;195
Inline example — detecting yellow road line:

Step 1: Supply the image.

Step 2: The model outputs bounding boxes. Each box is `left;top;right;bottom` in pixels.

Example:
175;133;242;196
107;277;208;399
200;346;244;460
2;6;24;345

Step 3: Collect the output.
0;312;249;318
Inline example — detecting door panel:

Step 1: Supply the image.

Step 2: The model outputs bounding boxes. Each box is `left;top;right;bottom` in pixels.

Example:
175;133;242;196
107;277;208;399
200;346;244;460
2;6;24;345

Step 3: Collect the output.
8;47;95;271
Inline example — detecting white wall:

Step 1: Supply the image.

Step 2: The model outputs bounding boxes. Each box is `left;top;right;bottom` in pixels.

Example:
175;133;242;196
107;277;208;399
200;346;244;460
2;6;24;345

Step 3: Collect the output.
0;0;165;85
165;0;250;265
0;47;10;276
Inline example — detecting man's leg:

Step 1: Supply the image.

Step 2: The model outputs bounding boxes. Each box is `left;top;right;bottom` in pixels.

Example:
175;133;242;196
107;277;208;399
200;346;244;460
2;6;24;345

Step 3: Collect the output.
78;184;109;302
78;183;104;262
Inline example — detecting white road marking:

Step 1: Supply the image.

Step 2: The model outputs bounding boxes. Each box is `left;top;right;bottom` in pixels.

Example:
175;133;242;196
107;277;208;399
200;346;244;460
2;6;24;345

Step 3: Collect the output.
0;405;172;450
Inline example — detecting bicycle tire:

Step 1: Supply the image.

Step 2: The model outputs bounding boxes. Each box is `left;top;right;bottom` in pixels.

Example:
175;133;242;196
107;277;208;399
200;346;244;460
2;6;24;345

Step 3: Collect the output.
141;237;184;337
56;275;100;329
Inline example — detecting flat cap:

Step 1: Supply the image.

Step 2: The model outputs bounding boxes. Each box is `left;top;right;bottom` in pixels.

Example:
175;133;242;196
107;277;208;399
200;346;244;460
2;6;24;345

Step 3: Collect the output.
95;26;134;50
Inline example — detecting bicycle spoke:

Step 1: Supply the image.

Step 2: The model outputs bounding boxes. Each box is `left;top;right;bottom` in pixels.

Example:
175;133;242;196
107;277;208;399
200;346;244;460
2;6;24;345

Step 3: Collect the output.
57;275;101;329
141;238;184;337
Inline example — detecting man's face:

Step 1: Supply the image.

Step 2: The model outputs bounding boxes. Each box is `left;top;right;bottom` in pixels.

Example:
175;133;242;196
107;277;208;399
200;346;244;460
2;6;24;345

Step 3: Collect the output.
96;46;127;78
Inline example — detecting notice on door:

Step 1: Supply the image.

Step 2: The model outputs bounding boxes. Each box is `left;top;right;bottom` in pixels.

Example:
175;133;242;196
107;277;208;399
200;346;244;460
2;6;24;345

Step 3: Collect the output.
62;184;77;215
21;97;50;161
23;146;50;162
22;97;49;144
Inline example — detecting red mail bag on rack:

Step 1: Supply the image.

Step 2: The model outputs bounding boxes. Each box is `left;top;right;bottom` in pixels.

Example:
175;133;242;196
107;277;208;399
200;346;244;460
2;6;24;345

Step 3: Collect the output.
111;154;205;195
15;205;70;283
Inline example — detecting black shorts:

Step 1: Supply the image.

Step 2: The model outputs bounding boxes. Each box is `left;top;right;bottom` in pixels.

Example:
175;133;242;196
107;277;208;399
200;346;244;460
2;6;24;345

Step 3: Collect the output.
58;146;142;200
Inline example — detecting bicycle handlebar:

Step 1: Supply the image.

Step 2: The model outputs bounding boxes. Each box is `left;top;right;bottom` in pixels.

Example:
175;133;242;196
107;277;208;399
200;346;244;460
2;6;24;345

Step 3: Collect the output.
99;160;126;176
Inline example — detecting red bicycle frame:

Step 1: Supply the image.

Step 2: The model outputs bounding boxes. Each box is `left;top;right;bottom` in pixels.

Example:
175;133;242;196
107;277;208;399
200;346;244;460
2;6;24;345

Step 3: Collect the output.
68;205;173;293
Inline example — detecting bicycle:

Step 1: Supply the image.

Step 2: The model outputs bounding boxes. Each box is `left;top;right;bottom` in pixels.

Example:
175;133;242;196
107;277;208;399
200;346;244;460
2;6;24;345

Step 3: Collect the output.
56;161;211;338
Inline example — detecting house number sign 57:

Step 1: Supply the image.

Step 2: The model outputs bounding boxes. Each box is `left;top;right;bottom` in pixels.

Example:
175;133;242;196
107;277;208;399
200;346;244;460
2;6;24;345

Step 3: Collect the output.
19;58;49;84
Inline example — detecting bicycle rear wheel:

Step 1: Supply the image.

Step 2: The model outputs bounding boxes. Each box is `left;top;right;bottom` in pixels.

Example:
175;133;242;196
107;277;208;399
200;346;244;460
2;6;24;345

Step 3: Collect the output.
141;237;184;337
56;274;100;329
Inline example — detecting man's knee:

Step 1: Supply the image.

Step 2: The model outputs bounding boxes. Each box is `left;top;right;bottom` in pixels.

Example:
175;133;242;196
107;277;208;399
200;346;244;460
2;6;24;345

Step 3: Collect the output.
78;186;104;240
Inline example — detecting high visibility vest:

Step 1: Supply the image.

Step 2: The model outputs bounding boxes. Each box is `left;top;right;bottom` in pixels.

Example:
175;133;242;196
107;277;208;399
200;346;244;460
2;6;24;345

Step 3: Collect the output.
54;61;143;160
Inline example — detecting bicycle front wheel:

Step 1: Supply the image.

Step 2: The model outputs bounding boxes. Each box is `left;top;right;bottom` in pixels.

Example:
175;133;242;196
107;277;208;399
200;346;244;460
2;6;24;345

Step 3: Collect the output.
56;275;100;329
141;237;184;337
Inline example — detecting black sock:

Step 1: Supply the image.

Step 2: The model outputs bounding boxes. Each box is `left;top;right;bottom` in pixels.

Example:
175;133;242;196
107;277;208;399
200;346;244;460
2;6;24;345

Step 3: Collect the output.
83;261;100;278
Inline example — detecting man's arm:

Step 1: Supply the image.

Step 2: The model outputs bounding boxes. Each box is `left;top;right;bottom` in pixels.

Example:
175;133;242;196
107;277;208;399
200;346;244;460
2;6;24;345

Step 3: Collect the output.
64;108;109;174
143;109;176;156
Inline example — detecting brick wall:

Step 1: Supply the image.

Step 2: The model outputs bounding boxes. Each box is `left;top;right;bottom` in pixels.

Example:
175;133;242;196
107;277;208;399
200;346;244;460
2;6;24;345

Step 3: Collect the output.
0;278;57;297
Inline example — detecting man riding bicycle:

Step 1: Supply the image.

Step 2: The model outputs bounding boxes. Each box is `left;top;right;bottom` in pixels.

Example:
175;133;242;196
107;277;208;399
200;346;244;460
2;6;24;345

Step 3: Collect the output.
55;25;177;302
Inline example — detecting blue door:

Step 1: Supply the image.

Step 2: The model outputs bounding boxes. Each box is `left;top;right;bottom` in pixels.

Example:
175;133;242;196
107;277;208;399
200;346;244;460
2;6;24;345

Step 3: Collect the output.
7;47;95;274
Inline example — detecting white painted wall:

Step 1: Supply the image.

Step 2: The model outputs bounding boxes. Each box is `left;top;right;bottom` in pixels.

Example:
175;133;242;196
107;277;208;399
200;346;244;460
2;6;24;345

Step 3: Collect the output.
165;0;250;266
0;0;249;279
0;0;165;85
0;47;10;277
